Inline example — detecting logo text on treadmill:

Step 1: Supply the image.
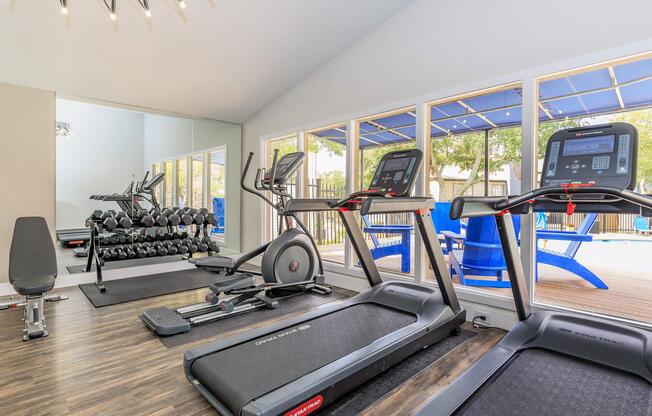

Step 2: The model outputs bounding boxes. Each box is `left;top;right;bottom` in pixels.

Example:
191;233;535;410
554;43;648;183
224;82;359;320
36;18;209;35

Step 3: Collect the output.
254;325;312;346
284;395;324;416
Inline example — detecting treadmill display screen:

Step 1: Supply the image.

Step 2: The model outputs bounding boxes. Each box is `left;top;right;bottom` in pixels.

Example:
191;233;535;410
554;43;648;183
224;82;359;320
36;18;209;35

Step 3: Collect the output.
562;135;615;156
383;158;411;171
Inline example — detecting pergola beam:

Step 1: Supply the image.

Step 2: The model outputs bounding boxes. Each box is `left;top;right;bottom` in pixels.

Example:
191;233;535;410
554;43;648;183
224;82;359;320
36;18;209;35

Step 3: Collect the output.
608;66;626;110
457;100;498;128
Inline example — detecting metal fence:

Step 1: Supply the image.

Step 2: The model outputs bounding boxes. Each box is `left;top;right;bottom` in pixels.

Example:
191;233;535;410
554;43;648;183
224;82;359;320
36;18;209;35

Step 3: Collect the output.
544;212;639;234
268;184;643;243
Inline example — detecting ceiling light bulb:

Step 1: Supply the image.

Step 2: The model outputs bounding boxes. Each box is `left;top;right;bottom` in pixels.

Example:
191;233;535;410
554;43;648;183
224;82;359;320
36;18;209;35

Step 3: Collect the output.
145;9;152;17
558;110;563;114
179;0;187;8
506;111;510;116
110;12;116;20
61;6;68;15
462;120;467;123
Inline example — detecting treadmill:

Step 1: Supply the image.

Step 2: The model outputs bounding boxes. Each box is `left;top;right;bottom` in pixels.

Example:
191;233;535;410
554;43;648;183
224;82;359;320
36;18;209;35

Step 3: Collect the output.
184;149;466;416
417;122;652;416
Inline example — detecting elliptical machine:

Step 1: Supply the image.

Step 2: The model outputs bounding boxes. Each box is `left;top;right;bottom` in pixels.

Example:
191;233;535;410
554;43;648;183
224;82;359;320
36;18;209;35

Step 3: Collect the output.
141;149;331;336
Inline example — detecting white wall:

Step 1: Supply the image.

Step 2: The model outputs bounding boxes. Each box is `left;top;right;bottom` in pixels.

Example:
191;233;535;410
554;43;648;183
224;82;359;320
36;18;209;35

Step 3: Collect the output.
0;82;55;284
242;0;652;253
56;100;145;230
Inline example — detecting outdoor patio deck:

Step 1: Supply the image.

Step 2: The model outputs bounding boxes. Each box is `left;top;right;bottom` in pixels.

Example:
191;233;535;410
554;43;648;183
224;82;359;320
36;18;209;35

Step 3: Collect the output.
320;236;652;324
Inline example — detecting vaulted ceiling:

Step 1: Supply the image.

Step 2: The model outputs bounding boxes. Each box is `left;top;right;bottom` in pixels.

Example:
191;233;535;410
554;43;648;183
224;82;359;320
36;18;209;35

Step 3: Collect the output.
0;0;412;123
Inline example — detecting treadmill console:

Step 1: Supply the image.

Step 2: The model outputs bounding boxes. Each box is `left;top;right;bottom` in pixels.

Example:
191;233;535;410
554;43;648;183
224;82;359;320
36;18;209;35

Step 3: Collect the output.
541;122;638;190
369;149;422;197
264;151;304;185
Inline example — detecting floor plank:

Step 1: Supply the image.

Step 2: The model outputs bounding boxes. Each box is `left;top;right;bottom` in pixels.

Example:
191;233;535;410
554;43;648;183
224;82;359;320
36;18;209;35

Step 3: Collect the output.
0;283;504;415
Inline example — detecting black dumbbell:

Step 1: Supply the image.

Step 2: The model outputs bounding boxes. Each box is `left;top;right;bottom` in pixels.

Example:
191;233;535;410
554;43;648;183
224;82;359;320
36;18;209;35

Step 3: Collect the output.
165;242;178;256
144;243;157;257
153;241;168;256
115;246;127;260
162;208;182;227
101;211;118;230
104;247;118;260
180;231;189;239
179;208;193;226
133;243;147;258
117;234;128;245
144;234;154;242
116;211;134;229
107;235;119;245
91;210;104;221
204;212;217;226
124;246;136;259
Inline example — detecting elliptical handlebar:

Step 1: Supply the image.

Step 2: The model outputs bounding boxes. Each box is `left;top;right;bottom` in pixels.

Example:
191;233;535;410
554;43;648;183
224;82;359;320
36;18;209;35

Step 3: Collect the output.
241;152;276;208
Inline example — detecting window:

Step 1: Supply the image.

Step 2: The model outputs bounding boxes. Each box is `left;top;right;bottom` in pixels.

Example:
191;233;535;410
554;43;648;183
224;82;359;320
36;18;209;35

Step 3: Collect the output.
427;83;523;293
265;135;298;241
164;161;174;207
151;162;164;206
191;155;204;209
357;108;417;276
209;149;227;238
535;52;652;323
177;157;188;208
304;124;347;265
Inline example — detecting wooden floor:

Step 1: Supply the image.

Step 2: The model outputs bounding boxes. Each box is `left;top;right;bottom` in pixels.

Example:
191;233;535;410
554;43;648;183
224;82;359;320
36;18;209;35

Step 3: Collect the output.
0;284;504;416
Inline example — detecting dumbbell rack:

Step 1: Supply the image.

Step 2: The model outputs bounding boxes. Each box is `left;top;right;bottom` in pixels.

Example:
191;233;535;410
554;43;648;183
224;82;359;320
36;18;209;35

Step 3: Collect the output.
85;211;216;293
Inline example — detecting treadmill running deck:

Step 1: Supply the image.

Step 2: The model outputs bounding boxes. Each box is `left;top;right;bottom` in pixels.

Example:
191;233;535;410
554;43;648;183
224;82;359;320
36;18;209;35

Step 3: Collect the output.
190;302;416;413
457;348;652;416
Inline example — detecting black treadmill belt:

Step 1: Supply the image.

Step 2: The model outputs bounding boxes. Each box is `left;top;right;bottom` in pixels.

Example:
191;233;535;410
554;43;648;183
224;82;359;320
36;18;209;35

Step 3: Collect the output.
191;303;417;413
458;348;652;416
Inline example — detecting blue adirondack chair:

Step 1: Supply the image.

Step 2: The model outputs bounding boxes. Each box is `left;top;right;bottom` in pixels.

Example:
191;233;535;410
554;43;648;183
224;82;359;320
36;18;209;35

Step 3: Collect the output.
212;197;226;235
633;216;652;234
536;213;606;289
443;215;522;288
361;215;413;273
432;201;462;254
444;213;605;289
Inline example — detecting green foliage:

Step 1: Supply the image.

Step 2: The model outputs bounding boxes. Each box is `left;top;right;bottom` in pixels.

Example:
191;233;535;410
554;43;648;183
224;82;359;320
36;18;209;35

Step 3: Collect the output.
317;170;345;189
430;118;583;199
610;109;652;190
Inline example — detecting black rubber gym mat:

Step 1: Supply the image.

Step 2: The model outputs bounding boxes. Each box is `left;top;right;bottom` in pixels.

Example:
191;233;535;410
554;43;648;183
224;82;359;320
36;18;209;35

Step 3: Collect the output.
66;255;184;274
191;303;418;413
457;348;652;416
78;268;218;308
159;286;354;348
316;329;476;416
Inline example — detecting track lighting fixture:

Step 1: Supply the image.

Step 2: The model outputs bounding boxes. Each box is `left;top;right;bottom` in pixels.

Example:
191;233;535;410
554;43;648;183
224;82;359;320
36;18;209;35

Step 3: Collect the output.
57;0;188;21
138;0;152;18
103;0;117;20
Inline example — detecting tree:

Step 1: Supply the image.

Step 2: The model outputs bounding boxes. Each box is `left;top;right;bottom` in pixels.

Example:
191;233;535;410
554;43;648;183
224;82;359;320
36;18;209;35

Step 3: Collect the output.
610;109;652;191
430;118;583;200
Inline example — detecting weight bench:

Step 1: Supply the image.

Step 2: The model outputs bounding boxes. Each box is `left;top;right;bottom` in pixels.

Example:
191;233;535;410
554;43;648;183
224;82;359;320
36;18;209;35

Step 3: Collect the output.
0;217;67;341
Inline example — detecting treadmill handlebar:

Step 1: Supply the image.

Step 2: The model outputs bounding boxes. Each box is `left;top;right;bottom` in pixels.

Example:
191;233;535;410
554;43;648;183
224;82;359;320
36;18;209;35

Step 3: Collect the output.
451;186;652;219
328;190;392;209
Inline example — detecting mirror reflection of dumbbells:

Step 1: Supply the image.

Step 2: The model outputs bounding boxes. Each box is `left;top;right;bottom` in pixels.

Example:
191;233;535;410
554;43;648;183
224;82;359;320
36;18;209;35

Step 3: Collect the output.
92;208;217;230
96;237;217;261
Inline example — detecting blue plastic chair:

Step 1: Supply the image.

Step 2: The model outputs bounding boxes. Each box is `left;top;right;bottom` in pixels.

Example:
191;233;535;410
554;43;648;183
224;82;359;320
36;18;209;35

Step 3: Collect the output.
443;215;522;288
361;215;412;273
432;202;462;254
633;216;652;234
536;213;606;289
212;197;226;235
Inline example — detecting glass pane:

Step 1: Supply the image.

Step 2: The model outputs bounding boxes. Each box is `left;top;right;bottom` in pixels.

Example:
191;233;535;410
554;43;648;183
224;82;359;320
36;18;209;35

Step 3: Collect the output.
164;161;174;207
305;125;347;265
535;56;652;324
177;157;188;208
427;85;523;296
191;155;204;209
209;149;226;238
265;136;298;241
357;109;416;276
